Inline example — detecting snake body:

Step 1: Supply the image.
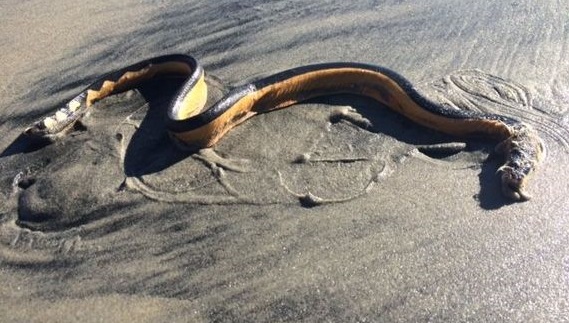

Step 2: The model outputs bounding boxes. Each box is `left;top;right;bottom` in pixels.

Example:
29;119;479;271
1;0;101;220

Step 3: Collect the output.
24;54;544;201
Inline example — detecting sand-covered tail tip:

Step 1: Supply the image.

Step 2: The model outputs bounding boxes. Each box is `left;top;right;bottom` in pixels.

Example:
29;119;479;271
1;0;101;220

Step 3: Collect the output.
496;123;545;201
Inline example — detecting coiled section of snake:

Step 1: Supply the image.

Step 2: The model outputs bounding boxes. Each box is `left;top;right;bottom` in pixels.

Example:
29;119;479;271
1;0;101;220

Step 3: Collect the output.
23;54;544;201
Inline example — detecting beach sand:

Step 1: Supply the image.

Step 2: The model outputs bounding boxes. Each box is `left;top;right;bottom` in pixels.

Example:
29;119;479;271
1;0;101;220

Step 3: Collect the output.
1;0;569;321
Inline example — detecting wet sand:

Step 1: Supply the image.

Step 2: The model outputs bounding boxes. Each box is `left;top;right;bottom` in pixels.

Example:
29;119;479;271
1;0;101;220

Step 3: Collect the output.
1;0;569;321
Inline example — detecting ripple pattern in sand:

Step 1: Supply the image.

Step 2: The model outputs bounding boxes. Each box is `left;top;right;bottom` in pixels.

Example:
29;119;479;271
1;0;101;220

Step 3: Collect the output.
428;69;569;150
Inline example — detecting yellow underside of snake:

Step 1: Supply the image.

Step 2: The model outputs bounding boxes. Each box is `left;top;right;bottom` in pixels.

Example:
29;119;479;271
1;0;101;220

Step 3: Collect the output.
24;54;545;201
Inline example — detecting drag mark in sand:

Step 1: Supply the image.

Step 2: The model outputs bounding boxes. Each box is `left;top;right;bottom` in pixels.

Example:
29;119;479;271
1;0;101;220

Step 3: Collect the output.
116;120;254;205
0;213;85;256
116;109;390;206
277;163;385;208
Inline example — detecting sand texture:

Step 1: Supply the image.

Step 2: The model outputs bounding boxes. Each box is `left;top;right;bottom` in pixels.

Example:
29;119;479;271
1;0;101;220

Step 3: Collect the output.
1;0;569;321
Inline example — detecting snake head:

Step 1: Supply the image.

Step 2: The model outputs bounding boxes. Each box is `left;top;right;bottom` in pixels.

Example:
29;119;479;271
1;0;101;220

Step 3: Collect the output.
23;96;87;143
23;118;57;143
496;124;544;201
23;120;47;136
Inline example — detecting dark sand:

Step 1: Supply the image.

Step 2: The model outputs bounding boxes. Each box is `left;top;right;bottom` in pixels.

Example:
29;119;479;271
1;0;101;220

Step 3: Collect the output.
1;0;569;321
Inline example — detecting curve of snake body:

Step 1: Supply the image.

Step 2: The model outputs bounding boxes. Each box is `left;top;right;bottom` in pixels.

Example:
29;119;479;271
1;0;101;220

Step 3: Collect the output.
24;54;545;201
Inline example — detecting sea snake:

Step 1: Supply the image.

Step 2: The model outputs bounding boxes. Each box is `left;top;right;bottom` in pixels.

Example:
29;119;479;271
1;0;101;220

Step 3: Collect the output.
23;54;544;201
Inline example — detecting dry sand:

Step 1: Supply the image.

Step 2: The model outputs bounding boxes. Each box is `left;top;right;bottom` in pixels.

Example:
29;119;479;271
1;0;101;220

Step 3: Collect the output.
1;0;569;321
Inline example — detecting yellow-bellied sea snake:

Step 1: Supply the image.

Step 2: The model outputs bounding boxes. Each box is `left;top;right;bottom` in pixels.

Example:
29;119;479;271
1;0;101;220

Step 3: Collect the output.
23;54;545;201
